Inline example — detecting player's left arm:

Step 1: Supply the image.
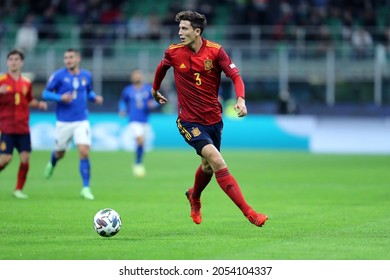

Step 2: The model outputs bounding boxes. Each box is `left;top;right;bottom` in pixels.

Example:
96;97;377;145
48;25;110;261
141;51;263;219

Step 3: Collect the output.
87;90;103;105
231;74;247;117
29;99;48;110
27;83;47;110
218;48;247;117
87;73;103;105
118;89;127;117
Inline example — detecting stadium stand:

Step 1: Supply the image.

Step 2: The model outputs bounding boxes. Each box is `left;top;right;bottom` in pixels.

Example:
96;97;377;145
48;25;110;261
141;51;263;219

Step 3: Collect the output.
0;0;389;115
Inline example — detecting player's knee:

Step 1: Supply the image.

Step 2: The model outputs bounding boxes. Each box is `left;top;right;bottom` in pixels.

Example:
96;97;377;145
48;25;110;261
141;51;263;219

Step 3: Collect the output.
79;150;89;159
214;160;227;171
56;151;65;159
0;155;12;166
20;152;30;163
79;154;89;160
207;155;226;172
136;136;144;145
201;162;214;174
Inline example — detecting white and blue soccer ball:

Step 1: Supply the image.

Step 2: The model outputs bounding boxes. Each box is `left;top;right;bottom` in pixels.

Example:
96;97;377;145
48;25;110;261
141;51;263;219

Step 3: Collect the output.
93;208;122;237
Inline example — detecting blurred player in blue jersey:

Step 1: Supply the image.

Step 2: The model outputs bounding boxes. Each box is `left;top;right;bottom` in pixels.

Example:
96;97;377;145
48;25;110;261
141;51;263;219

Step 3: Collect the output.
119;69;158;177
42;48;103;200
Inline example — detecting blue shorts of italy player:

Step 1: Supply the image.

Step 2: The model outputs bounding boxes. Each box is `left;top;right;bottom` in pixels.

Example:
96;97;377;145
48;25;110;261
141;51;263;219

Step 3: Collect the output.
176;118;223;156
0;133;32;154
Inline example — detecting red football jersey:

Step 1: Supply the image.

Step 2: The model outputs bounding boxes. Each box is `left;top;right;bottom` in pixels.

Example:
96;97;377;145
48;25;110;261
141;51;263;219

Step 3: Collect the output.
0;73;33;134
154;38;240;125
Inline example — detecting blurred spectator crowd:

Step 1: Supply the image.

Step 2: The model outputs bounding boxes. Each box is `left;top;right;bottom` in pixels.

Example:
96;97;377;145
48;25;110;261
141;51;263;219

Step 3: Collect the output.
0;0;389;57
230;0;390;56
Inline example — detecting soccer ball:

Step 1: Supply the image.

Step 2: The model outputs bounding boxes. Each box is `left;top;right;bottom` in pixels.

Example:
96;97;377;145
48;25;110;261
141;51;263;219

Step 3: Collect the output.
93;208;122;237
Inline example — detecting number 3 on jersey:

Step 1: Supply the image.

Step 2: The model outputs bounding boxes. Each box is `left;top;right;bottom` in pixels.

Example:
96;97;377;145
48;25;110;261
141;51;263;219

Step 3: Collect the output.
194;73;202;86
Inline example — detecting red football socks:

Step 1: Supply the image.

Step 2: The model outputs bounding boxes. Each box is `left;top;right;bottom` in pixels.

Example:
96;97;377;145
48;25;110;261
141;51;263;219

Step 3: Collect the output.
15;162;29;191
215;167;252;216
192;165;213;199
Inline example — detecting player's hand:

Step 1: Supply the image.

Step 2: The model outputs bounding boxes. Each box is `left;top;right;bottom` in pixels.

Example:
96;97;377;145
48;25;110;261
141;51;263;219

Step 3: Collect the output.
234;97;247;117
95;95;103;105
61;93;73;103
151;88;167;104
0;84;8;94
38;101;48;110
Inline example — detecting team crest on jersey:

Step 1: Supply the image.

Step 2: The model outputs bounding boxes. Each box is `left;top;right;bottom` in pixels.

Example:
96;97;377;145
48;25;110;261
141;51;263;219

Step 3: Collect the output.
204;59;213;71
22;86;28;95
0;141;6;151
81;78;87;86
191;127;201;137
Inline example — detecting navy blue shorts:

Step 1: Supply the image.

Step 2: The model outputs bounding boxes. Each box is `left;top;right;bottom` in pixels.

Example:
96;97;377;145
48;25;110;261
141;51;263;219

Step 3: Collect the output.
0;133;32;154
176;118;223;156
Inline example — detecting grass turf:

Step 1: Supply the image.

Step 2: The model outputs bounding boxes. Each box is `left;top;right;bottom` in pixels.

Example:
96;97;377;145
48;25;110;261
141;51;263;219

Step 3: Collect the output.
0;150;389;260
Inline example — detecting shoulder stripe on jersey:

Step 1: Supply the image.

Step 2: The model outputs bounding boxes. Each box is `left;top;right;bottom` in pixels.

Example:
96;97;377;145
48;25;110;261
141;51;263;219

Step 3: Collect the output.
169;43;186;50
0;74;7;81
205;40;221;49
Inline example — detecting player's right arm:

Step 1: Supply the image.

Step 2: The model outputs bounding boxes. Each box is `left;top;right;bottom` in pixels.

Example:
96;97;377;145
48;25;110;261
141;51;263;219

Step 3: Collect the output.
42;89;72;103
151;49;173;104
151;61;169;104
118;87;128;117
42;72;72;103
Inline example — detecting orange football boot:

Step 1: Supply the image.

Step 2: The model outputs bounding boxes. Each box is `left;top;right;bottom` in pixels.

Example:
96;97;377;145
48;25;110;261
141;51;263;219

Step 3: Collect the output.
246;209;268;227
185;188;202;224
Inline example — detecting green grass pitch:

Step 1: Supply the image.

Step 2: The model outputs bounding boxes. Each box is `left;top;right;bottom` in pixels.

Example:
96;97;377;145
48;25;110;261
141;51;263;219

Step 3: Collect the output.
0;150;389;260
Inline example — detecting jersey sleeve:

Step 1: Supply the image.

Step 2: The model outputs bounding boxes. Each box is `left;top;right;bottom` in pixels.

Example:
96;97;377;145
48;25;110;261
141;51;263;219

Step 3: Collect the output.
152;49;172;90
85;71;97;101
217;47;240;79
26;81;34;102
45;72;60;92
86;71;93;92
118;87;128;112
217;47;245;98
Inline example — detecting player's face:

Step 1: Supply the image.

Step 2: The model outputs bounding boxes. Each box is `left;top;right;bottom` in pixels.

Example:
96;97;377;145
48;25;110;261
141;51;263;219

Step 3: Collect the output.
178;20;199;45
131;70;144;85
7;54;23;73
63;51;80;71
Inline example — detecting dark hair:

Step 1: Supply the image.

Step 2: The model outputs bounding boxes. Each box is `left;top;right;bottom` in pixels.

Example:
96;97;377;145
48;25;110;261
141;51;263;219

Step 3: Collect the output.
175;11;207;35
65;48;80;54
7;49;25;60
130;68;142;74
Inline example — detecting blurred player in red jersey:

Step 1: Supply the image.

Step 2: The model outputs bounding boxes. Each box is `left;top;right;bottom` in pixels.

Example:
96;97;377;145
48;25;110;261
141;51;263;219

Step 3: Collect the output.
0;49;47;199
151;11;268;227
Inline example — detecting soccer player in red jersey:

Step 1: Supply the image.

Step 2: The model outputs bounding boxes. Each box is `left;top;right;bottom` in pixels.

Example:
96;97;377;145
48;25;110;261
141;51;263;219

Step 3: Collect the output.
151;11;268;227
0;49;47;199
